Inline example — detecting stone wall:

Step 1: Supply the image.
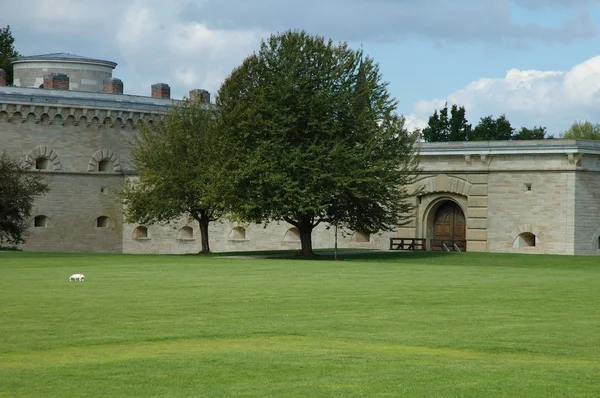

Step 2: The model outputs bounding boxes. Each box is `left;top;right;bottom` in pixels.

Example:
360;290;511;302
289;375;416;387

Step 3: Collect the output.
122;218;388;255
3;84;600;255
487;170;575;255
13;61;114;93
574;170;600;256
0;92;165;253
26;173;125;253
403;141;600;256
0;104;140;173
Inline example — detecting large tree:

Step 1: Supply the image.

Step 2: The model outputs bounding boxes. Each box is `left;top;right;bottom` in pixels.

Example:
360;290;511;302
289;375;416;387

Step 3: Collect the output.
562;120;600;140
216;30;420;257
0;25;19;85
421;103;471;142
120;99;223;254
0;151;49;246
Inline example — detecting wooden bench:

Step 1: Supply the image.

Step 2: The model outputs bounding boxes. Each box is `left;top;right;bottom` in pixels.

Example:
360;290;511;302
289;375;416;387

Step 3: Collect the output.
389;238;427;251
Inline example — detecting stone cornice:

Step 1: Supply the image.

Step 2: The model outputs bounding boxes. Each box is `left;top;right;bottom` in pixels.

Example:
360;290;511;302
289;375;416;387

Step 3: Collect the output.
0;101;165;129
11;53;117;69
418;140;600;156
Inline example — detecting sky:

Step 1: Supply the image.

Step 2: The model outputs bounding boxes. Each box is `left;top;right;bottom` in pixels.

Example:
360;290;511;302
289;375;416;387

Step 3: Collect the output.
2;0;600;136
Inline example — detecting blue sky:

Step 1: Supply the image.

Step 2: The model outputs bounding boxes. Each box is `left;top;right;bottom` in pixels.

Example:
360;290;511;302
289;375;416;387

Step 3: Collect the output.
2;0;600;135
361;1;600;133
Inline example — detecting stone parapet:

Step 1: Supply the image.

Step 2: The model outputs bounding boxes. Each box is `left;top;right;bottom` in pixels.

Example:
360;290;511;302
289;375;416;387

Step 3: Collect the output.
0;85;176;115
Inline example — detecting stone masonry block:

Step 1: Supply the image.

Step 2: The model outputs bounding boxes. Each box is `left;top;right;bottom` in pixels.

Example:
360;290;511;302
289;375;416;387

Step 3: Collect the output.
468;196;488;208
469;184;488;196
467;229;487;241
467;207;488;218
468;218;488;229
468;174;488;184
395;227;416;237
467;240;488;252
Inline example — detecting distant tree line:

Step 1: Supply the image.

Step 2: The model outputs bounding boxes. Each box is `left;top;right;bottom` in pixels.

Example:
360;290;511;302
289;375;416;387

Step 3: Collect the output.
561;121;600;140
420;103;550;142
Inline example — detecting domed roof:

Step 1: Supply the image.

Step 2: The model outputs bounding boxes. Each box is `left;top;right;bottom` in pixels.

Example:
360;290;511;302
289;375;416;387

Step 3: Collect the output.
11;53;117;68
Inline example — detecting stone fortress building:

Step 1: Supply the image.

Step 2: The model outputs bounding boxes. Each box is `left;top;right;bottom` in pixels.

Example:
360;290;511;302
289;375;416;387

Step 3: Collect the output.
0;53;599;255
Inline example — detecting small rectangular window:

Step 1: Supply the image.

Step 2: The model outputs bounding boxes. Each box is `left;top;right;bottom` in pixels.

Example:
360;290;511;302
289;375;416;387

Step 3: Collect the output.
524;183;532;192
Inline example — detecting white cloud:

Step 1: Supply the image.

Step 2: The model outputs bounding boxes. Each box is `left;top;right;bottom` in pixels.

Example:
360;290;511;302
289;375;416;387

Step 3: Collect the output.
110;2;265;98
408;56;600;134
403;115;428;132
1;0;600;133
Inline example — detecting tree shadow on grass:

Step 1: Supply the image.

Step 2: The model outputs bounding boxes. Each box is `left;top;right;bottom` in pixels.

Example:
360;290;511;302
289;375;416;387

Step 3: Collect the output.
219;249;457;262
217;249;600;269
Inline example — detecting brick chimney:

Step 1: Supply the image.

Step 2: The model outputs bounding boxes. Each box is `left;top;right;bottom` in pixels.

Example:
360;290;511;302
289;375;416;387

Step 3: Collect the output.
43;73;70;90
0;69;7;86
151;83;170;99
189;89;210;104
103;78;124;94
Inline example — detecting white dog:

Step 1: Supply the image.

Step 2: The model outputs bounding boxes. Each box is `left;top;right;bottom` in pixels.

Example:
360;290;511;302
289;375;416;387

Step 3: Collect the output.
69;273;85;282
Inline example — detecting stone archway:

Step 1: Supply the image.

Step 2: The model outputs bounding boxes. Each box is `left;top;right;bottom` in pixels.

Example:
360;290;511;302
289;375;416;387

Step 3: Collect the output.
426;199;466;251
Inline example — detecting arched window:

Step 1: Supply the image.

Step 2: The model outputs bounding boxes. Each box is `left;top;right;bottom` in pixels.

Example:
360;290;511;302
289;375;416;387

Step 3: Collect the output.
515;232;536;247
177;226;194;239
25;146;61;171
34;215;50;227
284;227;301;242
98;159;111;172
229;226;246;240
35;157;50;170
88;149;121;172
96;216;110;228
133;226;148;239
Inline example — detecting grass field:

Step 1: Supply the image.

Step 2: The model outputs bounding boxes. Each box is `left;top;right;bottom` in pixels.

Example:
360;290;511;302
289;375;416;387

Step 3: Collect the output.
1;251;599;397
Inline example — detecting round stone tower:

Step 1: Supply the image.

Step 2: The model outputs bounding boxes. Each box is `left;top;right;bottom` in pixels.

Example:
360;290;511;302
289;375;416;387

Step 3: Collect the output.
11;53;117;93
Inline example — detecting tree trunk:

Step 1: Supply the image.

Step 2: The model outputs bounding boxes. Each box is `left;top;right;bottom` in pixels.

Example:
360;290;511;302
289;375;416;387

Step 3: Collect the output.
295;215;316;257
299;227;314;257
196;213;211;254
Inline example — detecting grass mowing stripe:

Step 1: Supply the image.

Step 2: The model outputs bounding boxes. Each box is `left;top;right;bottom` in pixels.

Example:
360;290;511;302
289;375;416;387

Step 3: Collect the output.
2;336;599;369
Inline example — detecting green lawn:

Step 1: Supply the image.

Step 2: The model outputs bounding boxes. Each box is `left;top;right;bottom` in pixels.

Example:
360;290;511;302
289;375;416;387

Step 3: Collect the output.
1;251;599;397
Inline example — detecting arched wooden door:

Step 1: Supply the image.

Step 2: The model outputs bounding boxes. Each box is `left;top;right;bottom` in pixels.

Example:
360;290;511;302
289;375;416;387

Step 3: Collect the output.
432;201;466;251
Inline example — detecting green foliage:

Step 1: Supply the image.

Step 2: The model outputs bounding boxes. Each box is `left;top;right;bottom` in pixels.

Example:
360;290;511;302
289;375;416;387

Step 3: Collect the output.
120;99;222;253
471;114;514;141
216;30;420;256
421;103;471;142
513;126;547;140
1;252;600;396
0;151;49;245
0;25;19;85
561;120;600;140
422;104;549;141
